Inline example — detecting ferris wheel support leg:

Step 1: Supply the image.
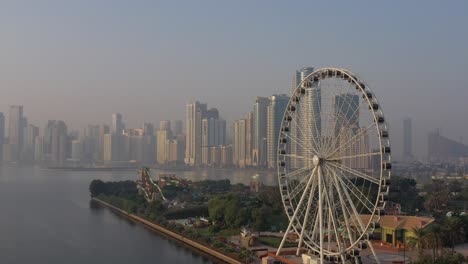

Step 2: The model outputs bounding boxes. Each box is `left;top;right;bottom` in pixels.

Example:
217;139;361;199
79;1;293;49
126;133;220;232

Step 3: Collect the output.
367;239;381;264
318;165;324;264
276;167;316;256
296;177;316;256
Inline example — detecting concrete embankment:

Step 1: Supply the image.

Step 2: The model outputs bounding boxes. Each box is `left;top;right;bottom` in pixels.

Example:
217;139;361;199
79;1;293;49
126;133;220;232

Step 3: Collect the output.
92;198;242;264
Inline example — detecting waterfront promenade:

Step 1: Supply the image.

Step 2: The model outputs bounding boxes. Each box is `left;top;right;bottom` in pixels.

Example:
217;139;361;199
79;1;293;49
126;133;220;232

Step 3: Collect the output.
92;198;242;264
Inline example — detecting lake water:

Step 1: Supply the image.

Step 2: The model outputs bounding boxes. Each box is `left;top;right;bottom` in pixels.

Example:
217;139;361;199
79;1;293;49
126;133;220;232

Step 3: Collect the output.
0;166;276;264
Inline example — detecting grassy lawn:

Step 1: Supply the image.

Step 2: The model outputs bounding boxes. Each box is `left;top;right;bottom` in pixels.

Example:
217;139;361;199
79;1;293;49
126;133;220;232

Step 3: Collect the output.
258;236;298;248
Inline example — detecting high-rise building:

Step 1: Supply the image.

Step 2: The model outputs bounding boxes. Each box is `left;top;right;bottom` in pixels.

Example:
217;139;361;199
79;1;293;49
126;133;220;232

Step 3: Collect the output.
245;112;253;166
71;140;82;161
333;94;369;170
159;120;171;131
185;101;207;165
103;134;128;162
334;94;359;135
403;118;413;160
82;125;99;162
201;118;226;165
8;105;24;161
143;123;154;136
0;113;4;163
50;120;68;164
156;130;171;164
171;120;183;136
233;119;247;167
111;113;124;135
252;97;270;167
25;124;39;162
43;120;56;158
291;67;315;95
267;94;290;169
291;68;321;169
97;124;110;161
166;138;184;164
34;136;43;162
128;135;143;162
220;145;232;167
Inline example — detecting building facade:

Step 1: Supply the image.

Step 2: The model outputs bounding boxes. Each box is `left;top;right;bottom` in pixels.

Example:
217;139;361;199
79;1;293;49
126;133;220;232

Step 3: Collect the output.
267;94;289;169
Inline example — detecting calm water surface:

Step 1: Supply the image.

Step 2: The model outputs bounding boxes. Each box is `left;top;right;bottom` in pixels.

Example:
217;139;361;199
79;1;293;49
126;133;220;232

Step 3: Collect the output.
0;166;276;264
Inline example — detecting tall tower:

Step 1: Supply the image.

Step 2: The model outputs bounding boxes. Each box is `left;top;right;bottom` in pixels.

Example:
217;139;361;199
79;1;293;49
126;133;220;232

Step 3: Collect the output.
291;67;316;168
111;113;124;135
201;117;226;165
267;94;290;169
252;96;270;167
245;112;253;166
334;94;364;169
51;120;68;164
8;105;24;161
233;119;247;168
403;118;413;160
185;101;207;165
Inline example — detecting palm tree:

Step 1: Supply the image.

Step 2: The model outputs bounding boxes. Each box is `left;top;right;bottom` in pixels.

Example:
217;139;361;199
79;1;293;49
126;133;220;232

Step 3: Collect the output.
425;224;443;262
406;227;427;257
444;217;464;253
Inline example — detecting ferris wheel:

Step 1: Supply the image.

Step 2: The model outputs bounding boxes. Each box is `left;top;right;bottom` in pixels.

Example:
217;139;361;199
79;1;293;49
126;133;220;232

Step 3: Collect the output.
276;68;391;263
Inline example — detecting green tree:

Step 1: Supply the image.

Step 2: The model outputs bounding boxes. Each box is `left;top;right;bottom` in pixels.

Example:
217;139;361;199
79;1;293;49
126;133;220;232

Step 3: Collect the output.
425;224;443;261
443;217;464;253
424;180;450;213
406;227;427;257
224;198;241;228
89;179;106;197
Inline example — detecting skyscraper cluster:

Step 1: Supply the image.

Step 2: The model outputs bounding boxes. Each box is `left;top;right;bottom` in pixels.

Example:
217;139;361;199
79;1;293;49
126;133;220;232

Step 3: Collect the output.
184;102;227;167
0;107;186;167
0;67;406;169
0;105;41;163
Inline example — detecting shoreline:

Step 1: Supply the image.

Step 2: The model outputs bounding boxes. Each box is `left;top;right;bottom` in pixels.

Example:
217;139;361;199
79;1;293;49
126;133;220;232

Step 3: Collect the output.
92;197;242;264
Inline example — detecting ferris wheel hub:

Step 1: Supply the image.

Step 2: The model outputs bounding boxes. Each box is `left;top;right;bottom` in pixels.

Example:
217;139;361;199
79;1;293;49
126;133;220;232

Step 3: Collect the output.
312;155;321;166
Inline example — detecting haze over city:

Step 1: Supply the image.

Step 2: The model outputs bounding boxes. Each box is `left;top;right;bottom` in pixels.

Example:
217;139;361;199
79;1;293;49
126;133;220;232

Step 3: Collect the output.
0;1;467;160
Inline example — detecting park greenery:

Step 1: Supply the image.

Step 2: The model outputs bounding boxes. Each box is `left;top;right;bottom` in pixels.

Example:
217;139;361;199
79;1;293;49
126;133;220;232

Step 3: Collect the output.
89;178;282;262
90;175;468;263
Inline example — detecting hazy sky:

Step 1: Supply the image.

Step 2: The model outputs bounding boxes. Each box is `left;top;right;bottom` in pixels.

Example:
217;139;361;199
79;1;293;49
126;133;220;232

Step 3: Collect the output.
0;0;467;159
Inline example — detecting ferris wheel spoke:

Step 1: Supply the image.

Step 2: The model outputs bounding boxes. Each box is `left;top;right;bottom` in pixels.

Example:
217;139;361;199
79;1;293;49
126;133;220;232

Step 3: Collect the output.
296;174;317;255
328;151;380;161
336;175;374;213
280;154;311;160
277;167;317;256
335;175;375;213
326;88;358;153
282;131;317;157
285;166;312;178
326;122;375;158
289;109;322;155
332;92;361;145
327;161;380;185
336;172;368;234
327;163;375;208
288;109;317;151
289;174;313;201
323;165;343;253
330;167;357;248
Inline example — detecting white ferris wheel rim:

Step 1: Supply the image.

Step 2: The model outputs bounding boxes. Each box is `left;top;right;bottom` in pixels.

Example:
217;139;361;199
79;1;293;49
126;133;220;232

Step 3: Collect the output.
276;67;391;260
